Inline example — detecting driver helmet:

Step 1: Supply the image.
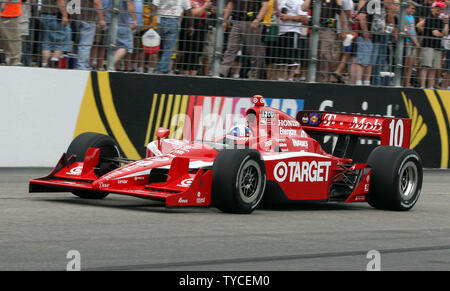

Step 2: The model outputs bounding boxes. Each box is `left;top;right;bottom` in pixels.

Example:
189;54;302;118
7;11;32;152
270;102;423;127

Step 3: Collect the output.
228;124;252;138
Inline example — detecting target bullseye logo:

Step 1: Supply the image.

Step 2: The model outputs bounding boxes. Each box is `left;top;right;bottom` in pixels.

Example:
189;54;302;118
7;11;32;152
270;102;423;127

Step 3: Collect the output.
177;178;193;187
273;162;288;182
66;166;83;176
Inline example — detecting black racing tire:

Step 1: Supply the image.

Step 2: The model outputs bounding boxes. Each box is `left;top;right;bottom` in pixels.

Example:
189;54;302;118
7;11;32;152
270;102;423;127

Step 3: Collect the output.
67;132;121;199
367;146;423;211
67;132;120;163
212;149;266;214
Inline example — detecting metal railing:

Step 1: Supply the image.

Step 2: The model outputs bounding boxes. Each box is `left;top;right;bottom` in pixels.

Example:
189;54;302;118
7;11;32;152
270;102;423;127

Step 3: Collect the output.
1;0;449;89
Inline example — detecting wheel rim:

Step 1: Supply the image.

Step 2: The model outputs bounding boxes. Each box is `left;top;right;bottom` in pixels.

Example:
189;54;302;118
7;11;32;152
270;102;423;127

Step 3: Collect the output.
238;160;262;204
398;161;418;200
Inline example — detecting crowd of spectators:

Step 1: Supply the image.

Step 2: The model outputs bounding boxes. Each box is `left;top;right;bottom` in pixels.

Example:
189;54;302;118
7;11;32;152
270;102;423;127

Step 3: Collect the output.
1;0;450;88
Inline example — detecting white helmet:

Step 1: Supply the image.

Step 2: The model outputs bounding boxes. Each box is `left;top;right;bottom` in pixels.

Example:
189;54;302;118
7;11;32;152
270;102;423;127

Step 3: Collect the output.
228;124;252;138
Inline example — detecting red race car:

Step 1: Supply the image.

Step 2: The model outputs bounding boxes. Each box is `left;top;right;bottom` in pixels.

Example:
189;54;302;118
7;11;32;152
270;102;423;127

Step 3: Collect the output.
29;95;423;213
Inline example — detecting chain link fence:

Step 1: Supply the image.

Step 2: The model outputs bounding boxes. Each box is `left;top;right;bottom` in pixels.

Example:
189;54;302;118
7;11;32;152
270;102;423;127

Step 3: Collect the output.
1;0;450;89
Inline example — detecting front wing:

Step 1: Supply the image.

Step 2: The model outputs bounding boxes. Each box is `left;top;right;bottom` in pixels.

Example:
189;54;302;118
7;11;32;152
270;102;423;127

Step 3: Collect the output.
29;149;213;207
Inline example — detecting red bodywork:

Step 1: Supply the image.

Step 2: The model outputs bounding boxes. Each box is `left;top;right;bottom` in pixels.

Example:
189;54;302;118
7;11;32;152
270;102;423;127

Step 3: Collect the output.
30;96;412;208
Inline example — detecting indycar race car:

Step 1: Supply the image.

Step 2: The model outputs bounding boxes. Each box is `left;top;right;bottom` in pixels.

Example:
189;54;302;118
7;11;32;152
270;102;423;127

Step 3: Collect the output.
29;95;423;213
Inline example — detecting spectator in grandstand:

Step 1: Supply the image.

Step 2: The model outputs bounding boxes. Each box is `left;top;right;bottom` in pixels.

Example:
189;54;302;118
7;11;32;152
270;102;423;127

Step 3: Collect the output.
40;0;72;68
442;0;450;89
153;0;192;74
417;0;435;23
275;0;308;81
416;0;436;86
434;0;450;88
199;4;217;76
73;0;106;70
403;2;420;87
294;7;309;81
124;0;144;72
19;0;33;66
219;0;270;79
416;0;438;86
178;0;213;75
90;0;110;70
351;0;390;86
139;0;158;73
0;0;23;66
417;1;449;89
220;10;249;79
330;0;354;84
370;0;399;86
105;0;137;69
355;0;366;11
262;0;279;80
302;0;346;83
445;0;450;20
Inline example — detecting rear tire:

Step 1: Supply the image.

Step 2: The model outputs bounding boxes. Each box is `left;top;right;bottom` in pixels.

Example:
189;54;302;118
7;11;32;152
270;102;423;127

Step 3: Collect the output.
67;132;121;199
212;149;266;214
367;146;423;211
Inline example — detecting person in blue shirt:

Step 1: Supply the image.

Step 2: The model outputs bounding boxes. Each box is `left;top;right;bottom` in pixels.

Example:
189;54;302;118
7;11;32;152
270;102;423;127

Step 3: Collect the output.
403;2;420;87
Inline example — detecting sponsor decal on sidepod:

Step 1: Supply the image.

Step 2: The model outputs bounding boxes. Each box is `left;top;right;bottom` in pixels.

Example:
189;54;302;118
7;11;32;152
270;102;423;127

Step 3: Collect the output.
273;161;331;183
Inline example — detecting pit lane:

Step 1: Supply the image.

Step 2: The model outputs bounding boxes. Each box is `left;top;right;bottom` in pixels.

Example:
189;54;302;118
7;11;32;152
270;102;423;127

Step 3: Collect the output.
1;168;449;271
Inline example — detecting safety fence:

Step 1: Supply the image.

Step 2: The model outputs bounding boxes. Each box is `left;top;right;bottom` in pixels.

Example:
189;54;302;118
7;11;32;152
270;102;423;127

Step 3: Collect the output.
1;66;449;167
2;0;450;88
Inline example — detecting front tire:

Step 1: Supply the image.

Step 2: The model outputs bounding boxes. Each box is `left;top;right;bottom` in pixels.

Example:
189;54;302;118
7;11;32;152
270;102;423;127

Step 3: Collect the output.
367;146;423;211
67;132;121;199
212;149;266;214
67;132;120;163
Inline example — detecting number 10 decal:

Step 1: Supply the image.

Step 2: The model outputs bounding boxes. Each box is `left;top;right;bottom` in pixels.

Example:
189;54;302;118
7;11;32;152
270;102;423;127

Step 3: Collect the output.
381;118;410;148
389;119;404;147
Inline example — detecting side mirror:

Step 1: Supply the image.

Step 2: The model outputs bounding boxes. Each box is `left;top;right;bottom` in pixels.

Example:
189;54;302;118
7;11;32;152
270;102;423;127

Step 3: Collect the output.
156;127;170;151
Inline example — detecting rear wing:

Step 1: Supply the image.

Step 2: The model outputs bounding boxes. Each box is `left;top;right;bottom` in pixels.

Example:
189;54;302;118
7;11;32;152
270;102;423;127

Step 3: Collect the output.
296;111;411;148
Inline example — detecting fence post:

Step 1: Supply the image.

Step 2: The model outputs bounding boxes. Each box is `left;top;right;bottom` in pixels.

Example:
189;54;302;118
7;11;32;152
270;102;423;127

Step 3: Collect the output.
394;0;407;87
307;0;321;83
212;0;225;77
107;0;120;71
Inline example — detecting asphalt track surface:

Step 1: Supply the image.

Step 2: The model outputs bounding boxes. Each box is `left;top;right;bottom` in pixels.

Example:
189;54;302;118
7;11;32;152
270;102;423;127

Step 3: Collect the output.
1;168;449;271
